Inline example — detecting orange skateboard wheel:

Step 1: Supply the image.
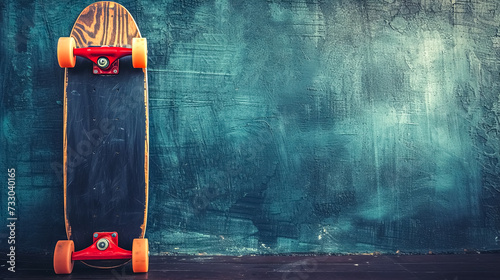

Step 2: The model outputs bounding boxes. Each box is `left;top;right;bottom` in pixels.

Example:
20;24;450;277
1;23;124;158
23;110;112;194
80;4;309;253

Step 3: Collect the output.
132;238;149;273
132;38;147;68
53;240;74;274
57;37;76;68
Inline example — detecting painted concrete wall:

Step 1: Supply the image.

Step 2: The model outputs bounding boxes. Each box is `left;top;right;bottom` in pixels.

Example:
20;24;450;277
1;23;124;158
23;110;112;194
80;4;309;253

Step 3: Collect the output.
1;0;500;255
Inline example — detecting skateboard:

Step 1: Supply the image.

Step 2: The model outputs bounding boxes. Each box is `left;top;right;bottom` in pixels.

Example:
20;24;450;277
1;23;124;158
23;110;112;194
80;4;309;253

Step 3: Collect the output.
53;1;149;274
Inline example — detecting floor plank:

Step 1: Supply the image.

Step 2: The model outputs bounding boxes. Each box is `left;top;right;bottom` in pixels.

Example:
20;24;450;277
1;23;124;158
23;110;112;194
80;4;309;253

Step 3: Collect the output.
2;254;500;279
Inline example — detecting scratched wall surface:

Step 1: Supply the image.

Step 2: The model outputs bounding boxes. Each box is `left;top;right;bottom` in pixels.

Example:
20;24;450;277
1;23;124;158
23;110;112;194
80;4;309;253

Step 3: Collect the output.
1;0;500;256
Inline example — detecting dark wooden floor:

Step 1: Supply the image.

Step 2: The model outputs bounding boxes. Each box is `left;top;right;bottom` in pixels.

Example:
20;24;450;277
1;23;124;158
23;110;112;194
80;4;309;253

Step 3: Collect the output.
2;254;500;279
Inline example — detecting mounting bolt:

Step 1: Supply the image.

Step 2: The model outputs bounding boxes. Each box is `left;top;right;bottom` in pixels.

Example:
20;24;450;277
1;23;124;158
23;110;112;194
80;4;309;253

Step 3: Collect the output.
112;233;117;237
94;233;99;238
113;69;118;74
93;69;98;74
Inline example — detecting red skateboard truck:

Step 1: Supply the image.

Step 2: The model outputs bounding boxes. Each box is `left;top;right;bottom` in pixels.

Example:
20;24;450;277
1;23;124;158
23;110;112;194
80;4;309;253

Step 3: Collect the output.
57;37;147;74
53;232;149;274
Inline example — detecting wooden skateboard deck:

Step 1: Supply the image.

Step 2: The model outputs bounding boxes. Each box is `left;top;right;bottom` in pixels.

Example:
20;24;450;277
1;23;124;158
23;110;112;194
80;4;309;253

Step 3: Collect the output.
57;1;149;272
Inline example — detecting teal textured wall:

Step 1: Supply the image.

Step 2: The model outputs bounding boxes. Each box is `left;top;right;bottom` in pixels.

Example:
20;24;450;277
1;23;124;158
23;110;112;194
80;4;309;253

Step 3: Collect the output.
1;0;500;255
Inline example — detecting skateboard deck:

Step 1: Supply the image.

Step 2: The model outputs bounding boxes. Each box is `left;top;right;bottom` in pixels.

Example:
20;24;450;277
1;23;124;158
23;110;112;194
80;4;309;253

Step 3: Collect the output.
54;1;149;274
